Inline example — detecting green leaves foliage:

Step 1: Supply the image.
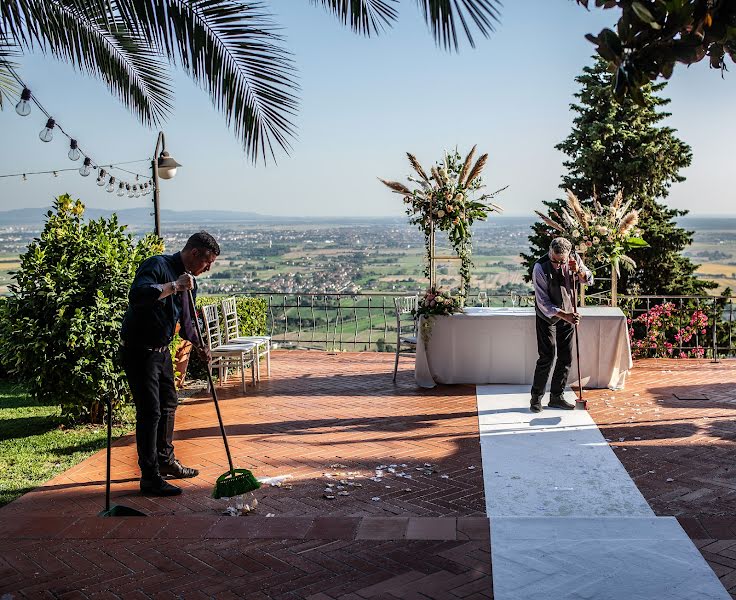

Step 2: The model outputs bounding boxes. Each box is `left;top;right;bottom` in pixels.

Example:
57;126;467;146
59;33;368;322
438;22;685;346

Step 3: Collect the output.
577;0;736;103
0;195;162;423
522;57;714;297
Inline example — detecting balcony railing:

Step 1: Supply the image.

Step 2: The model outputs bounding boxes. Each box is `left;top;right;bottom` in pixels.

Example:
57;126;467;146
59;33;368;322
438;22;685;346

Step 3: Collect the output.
246;291;735;358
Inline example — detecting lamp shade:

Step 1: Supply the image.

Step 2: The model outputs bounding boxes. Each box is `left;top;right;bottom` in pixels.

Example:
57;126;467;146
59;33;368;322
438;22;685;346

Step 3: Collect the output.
157;151;181;180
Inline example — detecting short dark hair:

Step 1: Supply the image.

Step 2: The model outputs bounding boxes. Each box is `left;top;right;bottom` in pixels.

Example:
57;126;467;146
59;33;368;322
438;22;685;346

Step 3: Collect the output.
184;231;220;256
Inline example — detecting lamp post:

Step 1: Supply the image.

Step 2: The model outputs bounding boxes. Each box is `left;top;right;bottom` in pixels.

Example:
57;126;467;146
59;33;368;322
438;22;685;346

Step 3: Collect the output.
151;131;181;238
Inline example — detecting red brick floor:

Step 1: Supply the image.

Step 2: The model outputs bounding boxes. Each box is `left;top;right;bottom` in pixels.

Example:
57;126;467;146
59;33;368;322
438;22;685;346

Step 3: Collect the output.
1;352;735;598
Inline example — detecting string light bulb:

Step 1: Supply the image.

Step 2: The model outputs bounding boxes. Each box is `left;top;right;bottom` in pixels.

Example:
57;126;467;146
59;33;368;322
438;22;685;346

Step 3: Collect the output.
126;183;132;197
15;88;32;116
68;139;81;161
39;118;55;142
96;168;107;186
22;174;27;182
106;176;116;193
133;184;140;198
79;157;92;177
117;182;126;197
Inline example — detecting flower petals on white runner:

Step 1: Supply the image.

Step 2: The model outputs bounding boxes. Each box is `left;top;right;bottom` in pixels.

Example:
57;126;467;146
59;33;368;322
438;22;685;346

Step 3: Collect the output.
477;385;730;600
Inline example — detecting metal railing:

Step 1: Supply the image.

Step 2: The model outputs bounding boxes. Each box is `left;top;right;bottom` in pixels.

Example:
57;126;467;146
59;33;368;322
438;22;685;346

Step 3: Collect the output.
243;291;736;358
247;291;532;352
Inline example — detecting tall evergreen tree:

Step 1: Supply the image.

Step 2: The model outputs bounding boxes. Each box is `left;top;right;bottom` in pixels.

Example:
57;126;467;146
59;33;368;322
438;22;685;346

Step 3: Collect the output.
522;57;715;296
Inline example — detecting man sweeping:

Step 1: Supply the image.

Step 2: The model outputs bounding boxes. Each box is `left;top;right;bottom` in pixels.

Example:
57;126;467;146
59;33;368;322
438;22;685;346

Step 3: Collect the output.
121;231;219;496
530;237;593;413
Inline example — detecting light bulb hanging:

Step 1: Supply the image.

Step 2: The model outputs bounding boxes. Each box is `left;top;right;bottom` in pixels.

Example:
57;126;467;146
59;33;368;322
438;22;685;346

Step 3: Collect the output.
15;88;32;117
126;183;132;198
117;182;126;197
96;168;107;186
79;157;92;177
39;118;55;142
106;176;116;193
68;140;81;161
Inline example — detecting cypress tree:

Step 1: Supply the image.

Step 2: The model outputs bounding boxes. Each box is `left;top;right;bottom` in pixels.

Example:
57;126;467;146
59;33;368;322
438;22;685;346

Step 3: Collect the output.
522;57;715;296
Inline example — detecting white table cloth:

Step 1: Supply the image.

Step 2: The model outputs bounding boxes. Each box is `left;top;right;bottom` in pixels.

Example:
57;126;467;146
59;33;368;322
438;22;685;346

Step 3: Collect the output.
415;306;632;389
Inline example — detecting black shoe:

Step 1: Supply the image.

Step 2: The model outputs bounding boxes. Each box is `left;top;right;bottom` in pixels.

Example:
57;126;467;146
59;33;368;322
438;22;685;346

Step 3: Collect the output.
548;394;575;410
159;459;199;479
530;398;543;413
140;476;182;496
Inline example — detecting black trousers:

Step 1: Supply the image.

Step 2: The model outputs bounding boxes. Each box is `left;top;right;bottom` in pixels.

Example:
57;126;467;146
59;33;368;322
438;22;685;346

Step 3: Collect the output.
122;346;178;480
531;315;575;400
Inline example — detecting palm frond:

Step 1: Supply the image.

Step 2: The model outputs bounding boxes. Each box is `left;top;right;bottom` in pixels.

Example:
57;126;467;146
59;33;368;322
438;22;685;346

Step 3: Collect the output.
464;152;487;185
457;144;476;186
0;40;20;109
116;0;299;163
379;178;412;195
535;210;565;233
312;0;398;36
406;152;430;183
415;0;502;51
2;0;174;126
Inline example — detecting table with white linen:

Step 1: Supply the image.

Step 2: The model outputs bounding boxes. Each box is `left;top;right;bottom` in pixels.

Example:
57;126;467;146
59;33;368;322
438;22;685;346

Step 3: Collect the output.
415;306;632;389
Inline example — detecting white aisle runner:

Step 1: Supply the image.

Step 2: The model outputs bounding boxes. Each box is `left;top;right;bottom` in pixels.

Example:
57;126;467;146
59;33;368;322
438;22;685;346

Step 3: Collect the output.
477;385;730;600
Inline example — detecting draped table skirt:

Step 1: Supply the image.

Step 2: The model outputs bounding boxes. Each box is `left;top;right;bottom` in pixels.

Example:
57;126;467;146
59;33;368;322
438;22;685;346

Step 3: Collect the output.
414;306;632;390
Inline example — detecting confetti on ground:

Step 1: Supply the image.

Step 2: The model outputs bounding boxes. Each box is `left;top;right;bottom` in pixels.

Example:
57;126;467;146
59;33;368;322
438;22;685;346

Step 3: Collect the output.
371;497;381;501
324;494;336;500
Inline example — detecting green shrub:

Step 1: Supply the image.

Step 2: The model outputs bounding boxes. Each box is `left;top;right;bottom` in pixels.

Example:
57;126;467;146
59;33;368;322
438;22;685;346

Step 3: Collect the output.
0;195;162;423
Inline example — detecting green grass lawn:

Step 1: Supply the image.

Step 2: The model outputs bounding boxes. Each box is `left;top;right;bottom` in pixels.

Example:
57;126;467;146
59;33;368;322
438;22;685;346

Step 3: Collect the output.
0;382;135;508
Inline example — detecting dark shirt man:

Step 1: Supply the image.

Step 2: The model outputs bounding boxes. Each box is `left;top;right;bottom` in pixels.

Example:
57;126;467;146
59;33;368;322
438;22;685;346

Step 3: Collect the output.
530;237;593;413
121;231;219;496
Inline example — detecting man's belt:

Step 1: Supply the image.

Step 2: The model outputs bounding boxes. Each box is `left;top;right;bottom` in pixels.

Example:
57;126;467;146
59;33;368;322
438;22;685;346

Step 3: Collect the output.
121;340;170;353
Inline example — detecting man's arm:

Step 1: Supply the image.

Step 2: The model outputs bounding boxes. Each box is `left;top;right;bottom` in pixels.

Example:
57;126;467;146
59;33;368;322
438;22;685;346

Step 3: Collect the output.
129;257;168;307
532;264;560;320
574;254;594;286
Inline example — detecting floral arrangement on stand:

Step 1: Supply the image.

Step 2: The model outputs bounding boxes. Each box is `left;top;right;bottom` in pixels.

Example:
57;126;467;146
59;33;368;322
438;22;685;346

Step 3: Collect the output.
536;189;648;302
380;146;505;301
629;302;709;359
413;287;463;347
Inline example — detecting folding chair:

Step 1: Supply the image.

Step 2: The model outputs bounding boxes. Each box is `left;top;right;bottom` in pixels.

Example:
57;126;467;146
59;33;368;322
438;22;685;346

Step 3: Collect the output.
393;295;418;381
221;297;271;382
201;303;257;393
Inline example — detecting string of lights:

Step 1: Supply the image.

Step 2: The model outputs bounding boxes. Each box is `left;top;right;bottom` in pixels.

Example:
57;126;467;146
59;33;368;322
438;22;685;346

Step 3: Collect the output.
7;64;156;199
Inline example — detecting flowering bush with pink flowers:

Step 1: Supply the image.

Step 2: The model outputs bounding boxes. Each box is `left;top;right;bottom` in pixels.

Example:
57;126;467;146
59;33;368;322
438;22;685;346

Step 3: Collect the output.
629;302;709;359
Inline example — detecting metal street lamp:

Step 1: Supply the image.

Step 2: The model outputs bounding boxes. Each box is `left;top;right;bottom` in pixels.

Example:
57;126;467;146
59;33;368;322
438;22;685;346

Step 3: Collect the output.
151;131;182;237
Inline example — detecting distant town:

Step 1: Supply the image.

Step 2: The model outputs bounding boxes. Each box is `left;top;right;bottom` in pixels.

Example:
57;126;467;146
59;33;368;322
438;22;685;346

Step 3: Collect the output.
1;214;735;296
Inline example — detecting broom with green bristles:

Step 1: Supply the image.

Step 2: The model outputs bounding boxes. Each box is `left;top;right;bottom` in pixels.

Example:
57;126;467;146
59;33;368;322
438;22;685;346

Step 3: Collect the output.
187;288;260;499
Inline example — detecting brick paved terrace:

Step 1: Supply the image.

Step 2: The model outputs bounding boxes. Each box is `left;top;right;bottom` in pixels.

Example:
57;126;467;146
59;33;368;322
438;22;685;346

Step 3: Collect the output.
1;351;735;598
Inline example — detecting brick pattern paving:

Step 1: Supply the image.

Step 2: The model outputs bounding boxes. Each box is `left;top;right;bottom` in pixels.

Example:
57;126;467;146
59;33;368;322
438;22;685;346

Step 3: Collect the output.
2;351;485;520
584;358;736;598
2;353;736;598
0;351;491;598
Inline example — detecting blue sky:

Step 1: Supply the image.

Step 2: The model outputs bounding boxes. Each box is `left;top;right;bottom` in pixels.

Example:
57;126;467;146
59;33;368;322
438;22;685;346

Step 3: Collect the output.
0;1;734;218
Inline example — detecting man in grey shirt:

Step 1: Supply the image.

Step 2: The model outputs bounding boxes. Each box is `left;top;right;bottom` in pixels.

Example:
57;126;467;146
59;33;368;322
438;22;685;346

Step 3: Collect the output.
530;237;594;412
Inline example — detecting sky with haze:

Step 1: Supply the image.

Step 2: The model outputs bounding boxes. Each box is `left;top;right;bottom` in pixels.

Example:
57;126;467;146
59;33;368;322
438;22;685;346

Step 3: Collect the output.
0;0;734;218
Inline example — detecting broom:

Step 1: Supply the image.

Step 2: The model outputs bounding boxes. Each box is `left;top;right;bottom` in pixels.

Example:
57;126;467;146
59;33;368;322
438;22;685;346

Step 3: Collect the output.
187;288;261;499
569;261;587;411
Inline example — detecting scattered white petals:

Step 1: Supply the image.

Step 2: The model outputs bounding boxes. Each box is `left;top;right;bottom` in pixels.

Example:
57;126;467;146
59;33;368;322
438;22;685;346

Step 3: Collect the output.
666;478;674;482
329;463;348;469
371;497;381;501
468;466;476;470
266;513;275;517
324;494;336;499
648;471;655;474
440;474;450;479
338;491;349;496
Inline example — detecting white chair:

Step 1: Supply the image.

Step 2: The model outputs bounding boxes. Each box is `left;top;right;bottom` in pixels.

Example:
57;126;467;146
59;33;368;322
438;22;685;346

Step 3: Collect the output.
201;303;257;393
220;297;271;382
393;295;418;381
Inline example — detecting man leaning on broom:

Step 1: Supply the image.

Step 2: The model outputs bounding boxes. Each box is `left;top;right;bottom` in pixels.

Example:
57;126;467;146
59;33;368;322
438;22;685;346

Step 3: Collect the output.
120;231;219;496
